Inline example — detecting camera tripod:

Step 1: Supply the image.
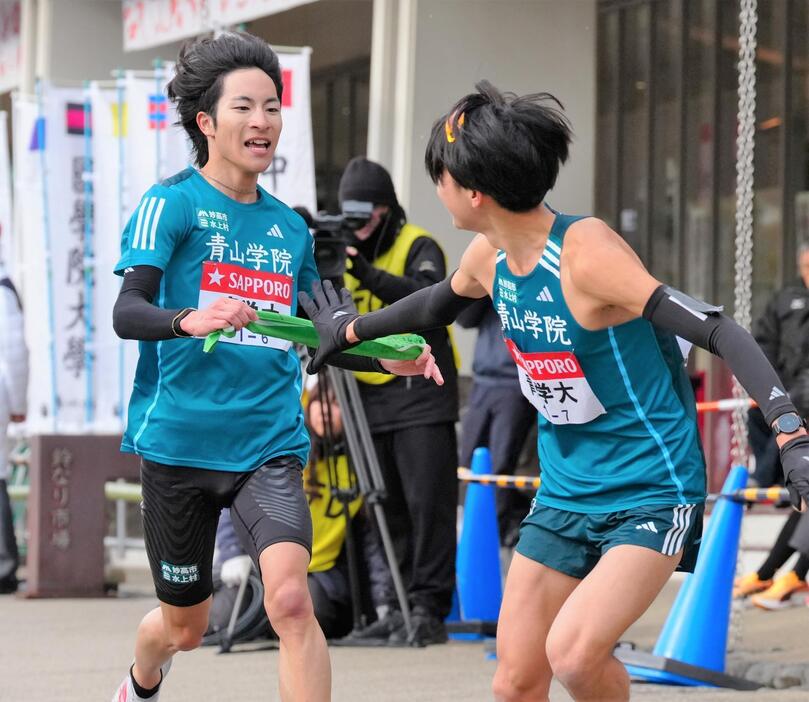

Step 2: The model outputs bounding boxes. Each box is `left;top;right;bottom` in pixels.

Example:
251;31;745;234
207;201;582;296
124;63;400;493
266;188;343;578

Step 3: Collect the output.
314;364;415;642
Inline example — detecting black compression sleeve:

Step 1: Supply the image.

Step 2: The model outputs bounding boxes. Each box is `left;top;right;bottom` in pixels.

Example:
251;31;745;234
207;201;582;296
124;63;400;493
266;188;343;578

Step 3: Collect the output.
353;272;481;340
323;352;388;374
643;284;796;424
112;265;193;341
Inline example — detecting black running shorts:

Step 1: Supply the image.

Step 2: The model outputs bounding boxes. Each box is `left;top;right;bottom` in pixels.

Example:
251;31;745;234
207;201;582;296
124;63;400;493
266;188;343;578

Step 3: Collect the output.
141;455;312;607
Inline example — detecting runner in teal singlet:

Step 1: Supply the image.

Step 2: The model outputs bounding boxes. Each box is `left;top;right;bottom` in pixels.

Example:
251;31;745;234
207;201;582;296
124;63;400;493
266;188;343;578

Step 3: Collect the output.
108;33;440;702
300;82;809;702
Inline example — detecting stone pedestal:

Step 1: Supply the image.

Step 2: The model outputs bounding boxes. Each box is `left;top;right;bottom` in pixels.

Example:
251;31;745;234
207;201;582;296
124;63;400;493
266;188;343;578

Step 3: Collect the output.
24;435;139;598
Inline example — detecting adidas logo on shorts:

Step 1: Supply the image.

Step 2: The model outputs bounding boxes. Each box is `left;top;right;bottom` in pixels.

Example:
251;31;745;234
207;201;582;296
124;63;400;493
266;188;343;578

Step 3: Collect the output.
635;521;658;533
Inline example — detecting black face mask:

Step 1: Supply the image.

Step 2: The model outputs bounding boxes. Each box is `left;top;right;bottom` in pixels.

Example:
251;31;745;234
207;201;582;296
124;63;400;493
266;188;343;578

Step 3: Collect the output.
353;208;405;261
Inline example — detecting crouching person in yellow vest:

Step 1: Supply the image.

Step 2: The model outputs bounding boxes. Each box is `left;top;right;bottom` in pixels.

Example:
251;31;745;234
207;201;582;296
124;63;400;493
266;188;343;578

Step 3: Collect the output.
336;157;460;646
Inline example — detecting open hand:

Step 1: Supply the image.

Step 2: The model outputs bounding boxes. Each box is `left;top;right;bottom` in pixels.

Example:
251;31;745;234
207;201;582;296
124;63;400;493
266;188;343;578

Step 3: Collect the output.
379;344;444;386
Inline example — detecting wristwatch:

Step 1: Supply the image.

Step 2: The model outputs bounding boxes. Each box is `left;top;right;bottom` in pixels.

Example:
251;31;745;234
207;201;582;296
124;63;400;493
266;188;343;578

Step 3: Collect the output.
772;412;804;435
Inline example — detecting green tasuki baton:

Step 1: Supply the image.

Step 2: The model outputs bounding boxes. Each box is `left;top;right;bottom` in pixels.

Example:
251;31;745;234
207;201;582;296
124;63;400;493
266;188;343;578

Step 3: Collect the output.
203;310;426;361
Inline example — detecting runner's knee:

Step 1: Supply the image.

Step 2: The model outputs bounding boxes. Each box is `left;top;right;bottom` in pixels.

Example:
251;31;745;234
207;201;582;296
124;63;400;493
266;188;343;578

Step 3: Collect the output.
545;630;607;688
264;578;313;630
165;619;208;652
492;660;551;702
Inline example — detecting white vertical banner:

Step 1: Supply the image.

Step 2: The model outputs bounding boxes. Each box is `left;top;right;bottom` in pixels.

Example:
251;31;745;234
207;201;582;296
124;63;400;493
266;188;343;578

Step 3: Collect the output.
45;87;89;431
258;49;316;213
124;68;192;207
13;88;87;432
12;95;50;430
0;112;13;272
91;83;133;432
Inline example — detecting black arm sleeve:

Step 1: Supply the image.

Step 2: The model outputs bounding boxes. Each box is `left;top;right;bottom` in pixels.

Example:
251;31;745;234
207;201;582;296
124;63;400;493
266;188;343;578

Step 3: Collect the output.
323;352;388;374
112;265;191;341
353;272;481;340
454;296;490;329
643;285;796;424
350;237;446;306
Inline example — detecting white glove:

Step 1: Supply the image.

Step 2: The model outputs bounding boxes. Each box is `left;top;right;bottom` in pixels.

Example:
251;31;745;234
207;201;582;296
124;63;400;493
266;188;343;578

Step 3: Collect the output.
220;555;253;587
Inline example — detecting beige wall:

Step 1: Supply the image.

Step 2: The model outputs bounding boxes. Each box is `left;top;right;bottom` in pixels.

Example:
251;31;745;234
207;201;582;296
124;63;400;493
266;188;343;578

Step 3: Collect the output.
396;0;597;363
247;0;372;72
47;0;186;83
405;0;597;269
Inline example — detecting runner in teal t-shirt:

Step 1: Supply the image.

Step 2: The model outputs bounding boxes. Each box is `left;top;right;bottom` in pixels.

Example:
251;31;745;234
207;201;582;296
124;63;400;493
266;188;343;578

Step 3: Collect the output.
115;167;319;472
109;33;440;702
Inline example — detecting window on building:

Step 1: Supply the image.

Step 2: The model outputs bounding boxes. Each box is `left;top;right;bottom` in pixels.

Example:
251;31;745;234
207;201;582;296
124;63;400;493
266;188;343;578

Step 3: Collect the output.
310;58;370;213
596;0;807;319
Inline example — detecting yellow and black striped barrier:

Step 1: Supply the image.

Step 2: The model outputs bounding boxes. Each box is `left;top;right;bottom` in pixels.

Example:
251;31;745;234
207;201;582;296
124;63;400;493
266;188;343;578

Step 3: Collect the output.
457;468;790;506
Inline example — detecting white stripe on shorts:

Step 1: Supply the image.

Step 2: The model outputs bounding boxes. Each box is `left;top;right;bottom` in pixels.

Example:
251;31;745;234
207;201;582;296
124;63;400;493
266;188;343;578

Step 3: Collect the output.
661;504;694;556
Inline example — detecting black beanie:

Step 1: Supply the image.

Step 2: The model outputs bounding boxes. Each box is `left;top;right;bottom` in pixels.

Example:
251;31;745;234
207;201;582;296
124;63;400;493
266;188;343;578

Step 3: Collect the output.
338;157;399;209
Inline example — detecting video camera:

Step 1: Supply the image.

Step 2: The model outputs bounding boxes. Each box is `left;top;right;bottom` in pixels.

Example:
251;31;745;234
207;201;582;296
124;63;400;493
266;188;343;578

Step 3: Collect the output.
312;200;374;281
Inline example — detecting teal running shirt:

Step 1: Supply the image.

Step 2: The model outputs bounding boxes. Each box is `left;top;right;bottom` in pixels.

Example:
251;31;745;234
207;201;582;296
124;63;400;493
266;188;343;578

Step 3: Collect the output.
115;168;319;472
492;212;706;512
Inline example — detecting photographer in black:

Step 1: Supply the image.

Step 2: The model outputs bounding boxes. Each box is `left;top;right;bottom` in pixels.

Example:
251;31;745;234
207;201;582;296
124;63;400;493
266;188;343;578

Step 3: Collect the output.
323;157;460;645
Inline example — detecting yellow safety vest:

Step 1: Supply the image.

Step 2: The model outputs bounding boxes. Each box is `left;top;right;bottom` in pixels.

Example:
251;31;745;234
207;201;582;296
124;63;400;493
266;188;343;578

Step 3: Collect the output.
305;454;363;573
344;223;460;384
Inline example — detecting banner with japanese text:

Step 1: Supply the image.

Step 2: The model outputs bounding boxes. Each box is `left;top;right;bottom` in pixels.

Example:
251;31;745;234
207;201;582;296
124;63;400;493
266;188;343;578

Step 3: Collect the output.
90;84;134;432
123;0;206;52
123;0;317;51
216;0;317;25
259;50;316;213
13;88;88;432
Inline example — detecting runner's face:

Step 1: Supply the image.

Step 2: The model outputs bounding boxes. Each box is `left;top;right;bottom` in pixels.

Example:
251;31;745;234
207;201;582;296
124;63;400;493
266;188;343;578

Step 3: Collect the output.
205;67;282;175
436;170;476;230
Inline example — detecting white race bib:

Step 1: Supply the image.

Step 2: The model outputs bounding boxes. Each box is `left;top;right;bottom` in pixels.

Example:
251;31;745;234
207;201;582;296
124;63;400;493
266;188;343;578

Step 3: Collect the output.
198;260;293;351
506;339;606;425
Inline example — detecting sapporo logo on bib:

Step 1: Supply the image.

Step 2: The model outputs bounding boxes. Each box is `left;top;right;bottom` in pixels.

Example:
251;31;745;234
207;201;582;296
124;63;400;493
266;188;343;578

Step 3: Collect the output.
505;339;606;425
199;260;293;350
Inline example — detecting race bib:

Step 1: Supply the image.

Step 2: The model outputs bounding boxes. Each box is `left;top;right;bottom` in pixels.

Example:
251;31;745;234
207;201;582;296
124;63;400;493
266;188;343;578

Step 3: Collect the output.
506;340;606;425
198;260;293;351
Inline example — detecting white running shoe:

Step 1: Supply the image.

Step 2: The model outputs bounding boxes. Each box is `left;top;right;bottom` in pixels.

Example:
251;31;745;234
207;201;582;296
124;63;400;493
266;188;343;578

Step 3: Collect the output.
111;658;172;702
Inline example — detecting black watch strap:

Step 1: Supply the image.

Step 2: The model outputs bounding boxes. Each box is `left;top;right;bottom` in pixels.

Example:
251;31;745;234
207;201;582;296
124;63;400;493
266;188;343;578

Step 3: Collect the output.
171;308;195;337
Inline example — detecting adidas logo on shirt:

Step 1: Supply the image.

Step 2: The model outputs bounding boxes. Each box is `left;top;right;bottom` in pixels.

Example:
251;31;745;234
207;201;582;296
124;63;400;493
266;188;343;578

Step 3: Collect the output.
536;286;554;303
635;521;658;533
267;224;284;239
769;386;786;400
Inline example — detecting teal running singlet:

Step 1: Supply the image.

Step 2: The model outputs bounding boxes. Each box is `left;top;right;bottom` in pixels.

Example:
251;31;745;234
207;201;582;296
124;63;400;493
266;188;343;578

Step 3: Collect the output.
492;212;706;512
115;168;319;472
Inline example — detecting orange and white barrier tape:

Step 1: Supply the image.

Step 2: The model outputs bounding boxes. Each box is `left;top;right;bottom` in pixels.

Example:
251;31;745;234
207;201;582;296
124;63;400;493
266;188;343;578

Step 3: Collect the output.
695;398;756;414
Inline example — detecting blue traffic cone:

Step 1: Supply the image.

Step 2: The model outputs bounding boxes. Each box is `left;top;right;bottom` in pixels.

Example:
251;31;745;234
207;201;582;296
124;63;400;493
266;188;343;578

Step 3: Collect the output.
619;464;758;689
455;447;502;628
